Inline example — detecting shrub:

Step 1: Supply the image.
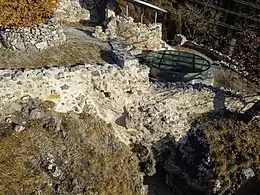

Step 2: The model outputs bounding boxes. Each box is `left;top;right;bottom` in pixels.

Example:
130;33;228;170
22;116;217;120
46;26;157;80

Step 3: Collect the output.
0;0;59;29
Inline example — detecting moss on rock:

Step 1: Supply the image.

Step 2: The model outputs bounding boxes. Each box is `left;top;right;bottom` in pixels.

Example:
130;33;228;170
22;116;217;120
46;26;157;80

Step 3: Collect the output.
0;107;144;195
191;112;260;194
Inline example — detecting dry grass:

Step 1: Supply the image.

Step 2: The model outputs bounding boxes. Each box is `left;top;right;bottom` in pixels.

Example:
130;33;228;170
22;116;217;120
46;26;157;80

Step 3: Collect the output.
194;113;260;191
0;122;51;195
0;106;143;195
213;68;259;94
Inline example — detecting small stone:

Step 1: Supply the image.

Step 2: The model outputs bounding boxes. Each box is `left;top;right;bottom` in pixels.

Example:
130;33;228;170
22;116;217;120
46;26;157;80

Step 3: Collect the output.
14;125;25;133
35;41;48;50
60;84;70;90
15;41;26;50
23;27;30;32
95;26;103;34
26;44;38;52
11;102;23;112
5;118;12;123
29;109;45;119
242;168;255;180
174;34;187;45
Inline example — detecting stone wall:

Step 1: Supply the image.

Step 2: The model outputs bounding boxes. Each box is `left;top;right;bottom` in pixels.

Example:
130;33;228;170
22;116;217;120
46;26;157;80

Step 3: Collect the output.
0;19;66;51
1;61;258;145
93;15;164;54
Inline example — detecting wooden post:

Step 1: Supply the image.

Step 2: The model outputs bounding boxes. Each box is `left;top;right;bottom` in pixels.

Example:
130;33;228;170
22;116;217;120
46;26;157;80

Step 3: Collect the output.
140;6;144;23
154;12;158;23
126;0;129;18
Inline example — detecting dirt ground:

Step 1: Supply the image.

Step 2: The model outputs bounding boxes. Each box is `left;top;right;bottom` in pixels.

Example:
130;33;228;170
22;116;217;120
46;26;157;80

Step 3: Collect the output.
0;26;112;69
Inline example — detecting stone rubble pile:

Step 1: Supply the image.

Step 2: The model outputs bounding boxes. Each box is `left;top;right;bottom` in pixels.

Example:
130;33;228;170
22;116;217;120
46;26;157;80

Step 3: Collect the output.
54;0;90;23
0;19;66;52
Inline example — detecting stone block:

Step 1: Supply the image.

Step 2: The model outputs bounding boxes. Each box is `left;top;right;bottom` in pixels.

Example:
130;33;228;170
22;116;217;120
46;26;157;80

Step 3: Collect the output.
35;41;48;50
174;34;187;45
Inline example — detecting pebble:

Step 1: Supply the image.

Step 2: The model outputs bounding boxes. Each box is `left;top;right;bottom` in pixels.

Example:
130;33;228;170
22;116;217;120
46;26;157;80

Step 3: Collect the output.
11;102;23;112
5;118;12;124
14;125;26;133
242;168;255;180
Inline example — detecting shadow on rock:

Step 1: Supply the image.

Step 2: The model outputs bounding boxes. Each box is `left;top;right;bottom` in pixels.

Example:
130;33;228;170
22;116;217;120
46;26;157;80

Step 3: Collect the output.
131;110;260;195
100;49;116;64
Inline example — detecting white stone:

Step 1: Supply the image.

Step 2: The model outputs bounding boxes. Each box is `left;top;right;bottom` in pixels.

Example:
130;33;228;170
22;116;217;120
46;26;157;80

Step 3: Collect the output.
174;34;187;45
14;125;26;133
242;168;255;180
35;41;48;50
11;102;23;112
107;9;115;19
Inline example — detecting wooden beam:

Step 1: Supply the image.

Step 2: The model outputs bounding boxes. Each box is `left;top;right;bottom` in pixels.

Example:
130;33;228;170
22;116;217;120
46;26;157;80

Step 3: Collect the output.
128;0;168;13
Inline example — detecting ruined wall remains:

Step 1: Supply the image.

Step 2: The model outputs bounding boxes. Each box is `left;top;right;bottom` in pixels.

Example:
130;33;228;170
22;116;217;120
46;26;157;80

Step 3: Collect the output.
54;0;111;23
1;61;257;145
93;15;168;54
54;0;91;23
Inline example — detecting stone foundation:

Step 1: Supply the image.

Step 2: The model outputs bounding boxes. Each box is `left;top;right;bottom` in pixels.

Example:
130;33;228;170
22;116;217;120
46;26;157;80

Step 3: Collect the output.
0;62;258;144
0;19;66;52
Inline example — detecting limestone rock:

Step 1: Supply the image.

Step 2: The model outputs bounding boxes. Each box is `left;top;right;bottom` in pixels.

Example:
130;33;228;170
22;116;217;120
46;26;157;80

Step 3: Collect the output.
35;41;48;50
174;34;187;45
14;124;26;132
11;102;23;112
54;0;90;23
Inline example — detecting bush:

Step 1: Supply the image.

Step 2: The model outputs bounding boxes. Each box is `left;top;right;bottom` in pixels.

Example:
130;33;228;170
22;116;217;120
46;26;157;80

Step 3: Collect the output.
0;0;59;29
